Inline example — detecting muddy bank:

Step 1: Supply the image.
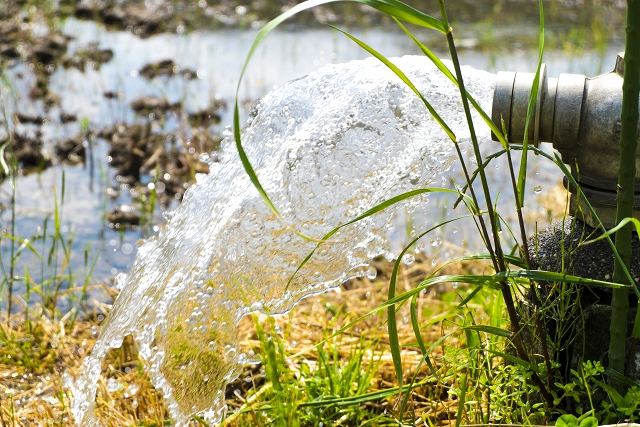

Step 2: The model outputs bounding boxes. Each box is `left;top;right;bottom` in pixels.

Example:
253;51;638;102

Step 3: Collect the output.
2;0;628;39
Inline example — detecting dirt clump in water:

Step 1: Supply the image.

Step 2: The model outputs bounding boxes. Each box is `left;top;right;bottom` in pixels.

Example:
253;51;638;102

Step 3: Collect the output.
62;42;114;71
130;97;182;118
139;59;197;80
187;101;227;128
55;137;86;165
0;131;51;178
99;123;210;209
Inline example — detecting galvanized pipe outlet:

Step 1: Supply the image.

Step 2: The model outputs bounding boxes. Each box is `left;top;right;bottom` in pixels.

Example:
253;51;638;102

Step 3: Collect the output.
491;52;640;228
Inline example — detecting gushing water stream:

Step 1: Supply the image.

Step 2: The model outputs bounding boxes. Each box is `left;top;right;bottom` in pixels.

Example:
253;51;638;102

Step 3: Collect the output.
66;55;495;425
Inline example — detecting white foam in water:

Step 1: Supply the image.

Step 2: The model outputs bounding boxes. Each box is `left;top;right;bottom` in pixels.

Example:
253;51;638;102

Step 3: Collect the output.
65;55;495;425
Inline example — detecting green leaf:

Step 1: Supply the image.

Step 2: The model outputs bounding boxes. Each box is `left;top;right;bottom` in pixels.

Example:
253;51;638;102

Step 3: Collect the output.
578;417;598;427
463;325;511;338
555;414;579;427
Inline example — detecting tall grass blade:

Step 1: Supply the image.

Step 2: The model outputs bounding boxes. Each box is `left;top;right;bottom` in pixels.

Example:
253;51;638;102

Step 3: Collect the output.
330;26;456;142
393;18;508;148
410;294;433;370
516;0;545;208
494;269;630;289
286;187;469;290
455;373;468;427
464;325;511;338
386;215;468;386
609;0;640;388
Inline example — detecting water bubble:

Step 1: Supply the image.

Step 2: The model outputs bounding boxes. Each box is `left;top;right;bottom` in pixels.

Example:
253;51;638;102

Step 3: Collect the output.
121;243;134;255
366;266;378;280
106;378;122;393
124;384;139;398
533;185;543;194
402;254;415;265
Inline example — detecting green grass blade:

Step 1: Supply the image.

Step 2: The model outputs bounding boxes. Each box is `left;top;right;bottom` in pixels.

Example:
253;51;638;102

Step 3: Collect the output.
386;214;469;386
464;324;512;338
494;269;630;289
516;0;545;208
298;378;432;408
453;148;508;209
1;234;41;259
0;142;10;176
393;18;508;148
580;217;640;245
286;187;469;290
456;285;483;307
430;253;526;277
331;25;456;142
455;373;468;427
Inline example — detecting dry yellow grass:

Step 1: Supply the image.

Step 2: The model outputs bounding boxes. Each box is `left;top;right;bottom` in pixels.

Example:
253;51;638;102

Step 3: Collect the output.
0;182;569;426
0;253;486;426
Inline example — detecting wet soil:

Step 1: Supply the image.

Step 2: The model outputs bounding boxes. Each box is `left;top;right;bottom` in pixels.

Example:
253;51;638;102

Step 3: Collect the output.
0;1;229;228
139;59;197;80
0;130;51;177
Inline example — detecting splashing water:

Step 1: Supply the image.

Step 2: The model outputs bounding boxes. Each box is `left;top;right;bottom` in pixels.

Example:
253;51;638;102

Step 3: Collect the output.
66;55;495;425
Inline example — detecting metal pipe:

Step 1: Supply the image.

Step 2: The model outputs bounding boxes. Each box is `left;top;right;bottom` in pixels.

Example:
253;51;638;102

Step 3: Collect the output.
491;52;640;228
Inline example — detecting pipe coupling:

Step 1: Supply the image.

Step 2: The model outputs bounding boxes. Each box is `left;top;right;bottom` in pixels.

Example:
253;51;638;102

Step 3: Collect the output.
491;52;640;228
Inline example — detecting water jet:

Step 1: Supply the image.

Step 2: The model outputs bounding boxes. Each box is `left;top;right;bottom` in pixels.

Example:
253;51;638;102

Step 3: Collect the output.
66;56;499;425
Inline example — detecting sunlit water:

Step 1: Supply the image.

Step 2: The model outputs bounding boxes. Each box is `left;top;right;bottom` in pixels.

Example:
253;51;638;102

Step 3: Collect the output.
66;55;509;425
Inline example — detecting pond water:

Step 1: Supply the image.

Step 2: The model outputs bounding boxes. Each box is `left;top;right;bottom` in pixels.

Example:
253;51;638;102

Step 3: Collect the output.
0;7;626;293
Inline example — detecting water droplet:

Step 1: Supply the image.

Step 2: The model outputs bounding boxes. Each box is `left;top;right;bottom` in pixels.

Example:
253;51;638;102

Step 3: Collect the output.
124;384;139;398
402;254;415;265
106;378;122;393
366;266;377;280
533;185;543;194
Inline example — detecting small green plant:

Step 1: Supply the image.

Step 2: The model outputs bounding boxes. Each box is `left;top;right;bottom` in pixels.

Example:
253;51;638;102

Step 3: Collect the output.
555;413;599;427
0;170;99;323
234;316;385;426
